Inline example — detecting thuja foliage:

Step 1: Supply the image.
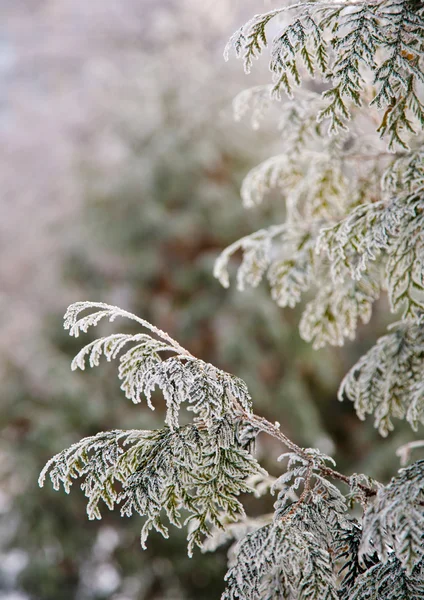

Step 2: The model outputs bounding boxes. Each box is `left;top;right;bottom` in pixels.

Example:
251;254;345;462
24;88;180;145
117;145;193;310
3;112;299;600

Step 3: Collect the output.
39;302;424;598
39;1;424;598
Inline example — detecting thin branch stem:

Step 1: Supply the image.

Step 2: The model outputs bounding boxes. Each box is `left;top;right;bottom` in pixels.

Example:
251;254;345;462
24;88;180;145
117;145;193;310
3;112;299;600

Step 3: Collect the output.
396;440;424;466
342;151;406;161
282;461;314;521
244;409;377;498
115;307;194;357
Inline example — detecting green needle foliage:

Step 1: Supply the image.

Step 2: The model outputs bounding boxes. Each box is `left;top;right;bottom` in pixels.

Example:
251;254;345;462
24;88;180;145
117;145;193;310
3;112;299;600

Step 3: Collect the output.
39;1;424;598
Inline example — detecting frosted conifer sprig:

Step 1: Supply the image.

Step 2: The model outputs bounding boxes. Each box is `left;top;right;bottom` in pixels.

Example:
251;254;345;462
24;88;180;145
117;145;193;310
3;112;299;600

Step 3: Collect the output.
316;3;379;134
64;302;253;428
219;133;421;356
360;459;424;575
41;303;378;543
39;423;267;555
222;507;339;600
269;11;329;99
347;557;424;599
316;201;390;284
226;0;424;149
64;301;189;355
299;272;380;349
214;224;322;314
221;458;423;599
221;2;424;381
267;230;316;309
339;321;424;435
239;149;348;217
216;216;381;348
271;449;347;524
317;160;424;321
239;154;297;209
213;225;284;291
232;84;274;129
335;521;379;600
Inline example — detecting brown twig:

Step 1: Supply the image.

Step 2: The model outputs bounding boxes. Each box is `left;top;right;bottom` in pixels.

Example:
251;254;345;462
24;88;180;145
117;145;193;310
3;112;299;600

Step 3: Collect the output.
341;151;406;161
243;409;377;498
281;461;314;522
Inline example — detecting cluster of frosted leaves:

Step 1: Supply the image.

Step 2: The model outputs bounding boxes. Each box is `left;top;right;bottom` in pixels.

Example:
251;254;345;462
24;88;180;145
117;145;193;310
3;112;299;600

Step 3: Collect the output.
360;460;424;576
217;146;424;369
267;232;316;310
231;83;326;144
215;188;382;350
221;459;424;599
220;1;424;363
239;145;349;217
221;449;351;599
225;0;424;150
232;84;370;171
335;462;424;598
335;522;379;600
214;223;318;306
347;558;424;600
214;225;322;314
308;151;424;432
216;88;398;352
319;152;424;319
232;84;274;130
39;421;266;555
338;520;424;599
40;303;266;554
336;462;424;598
299;269;381;350
64;302;252;429
222;513;339;600
271;450;347;527
317;201;391;284
201;472;278;554
386;192;424;319
339;320;424;435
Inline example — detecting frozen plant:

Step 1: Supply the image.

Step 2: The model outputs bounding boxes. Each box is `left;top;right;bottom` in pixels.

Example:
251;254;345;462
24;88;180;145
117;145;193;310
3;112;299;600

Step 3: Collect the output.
40;1;424;598
40;300;423;598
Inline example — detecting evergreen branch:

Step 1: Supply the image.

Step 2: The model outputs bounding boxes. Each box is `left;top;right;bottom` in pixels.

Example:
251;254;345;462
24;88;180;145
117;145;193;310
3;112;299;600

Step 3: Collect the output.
317;2;379;133
226;0;424;149
238;410;377;498
347;557;424;599
64;301;192;356
360;460;424;574
39;421;267;556
397;439;424;466
222;509;339;600
335;520;379;599
339;321;424;435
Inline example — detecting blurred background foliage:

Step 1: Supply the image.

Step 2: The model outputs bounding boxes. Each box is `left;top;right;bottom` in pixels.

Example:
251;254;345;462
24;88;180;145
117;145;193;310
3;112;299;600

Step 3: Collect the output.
0;1;420;599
